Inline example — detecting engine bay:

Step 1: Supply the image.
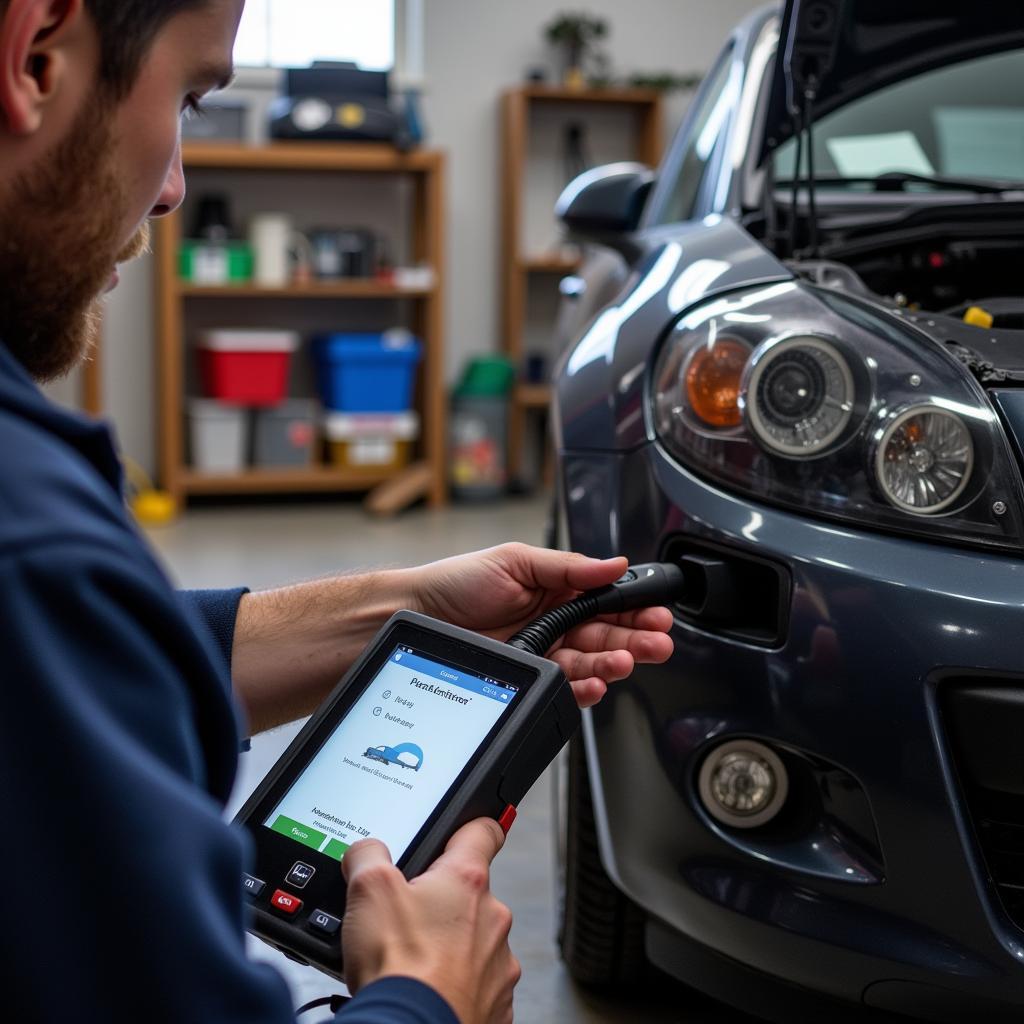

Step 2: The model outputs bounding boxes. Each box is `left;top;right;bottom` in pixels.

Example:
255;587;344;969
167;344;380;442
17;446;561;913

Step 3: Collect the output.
746;199;1024;382
787;237;1024;325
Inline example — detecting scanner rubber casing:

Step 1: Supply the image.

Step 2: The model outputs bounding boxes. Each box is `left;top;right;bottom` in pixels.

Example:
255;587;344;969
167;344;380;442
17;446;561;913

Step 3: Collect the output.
233;610;580;978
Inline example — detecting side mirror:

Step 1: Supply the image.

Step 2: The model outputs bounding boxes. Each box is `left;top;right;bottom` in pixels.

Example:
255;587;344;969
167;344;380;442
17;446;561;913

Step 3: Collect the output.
555;162;655;242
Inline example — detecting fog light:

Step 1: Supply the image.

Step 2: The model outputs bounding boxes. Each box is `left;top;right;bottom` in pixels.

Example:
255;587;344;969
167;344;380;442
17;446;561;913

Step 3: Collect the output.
697;739;788;829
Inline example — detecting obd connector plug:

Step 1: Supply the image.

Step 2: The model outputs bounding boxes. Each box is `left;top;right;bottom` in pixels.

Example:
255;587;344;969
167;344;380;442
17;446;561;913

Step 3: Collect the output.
507;562;688;657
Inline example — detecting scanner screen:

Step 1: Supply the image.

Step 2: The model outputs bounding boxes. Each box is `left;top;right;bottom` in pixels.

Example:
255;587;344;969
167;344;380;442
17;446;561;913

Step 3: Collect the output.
263;644;520;862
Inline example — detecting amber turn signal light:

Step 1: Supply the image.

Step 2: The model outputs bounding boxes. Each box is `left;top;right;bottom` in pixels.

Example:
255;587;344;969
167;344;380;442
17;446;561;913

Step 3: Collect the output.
685;338;748;427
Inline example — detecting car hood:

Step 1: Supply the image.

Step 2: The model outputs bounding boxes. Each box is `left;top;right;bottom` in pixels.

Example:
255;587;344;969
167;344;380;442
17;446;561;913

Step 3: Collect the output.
760;0;1024;161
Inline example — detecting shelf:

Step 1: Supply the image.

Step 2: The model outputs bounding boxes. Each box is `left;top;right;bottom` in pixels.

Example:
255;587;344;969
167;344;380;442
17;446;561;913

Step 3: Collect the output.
156;142;446;512
517;85;663;105
180;466;397;495
519;255;580;274
182;141;441;173
502;86;662;484
515;383;551;409
178;281;434;299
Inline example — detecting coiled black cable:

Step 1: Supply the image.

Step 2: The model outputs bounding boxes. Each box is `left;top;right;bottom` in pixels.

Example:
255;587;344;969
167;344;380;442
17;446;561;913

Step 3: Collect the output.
507;562;687;657
289;564;686;1022
295;993;350;1017
507;594;604;656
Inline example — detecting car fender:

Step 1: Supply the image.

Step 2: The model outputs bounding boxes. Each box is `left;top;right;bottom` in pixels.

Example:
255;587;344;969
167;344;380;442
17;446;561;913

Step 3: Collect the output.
554;217;792;454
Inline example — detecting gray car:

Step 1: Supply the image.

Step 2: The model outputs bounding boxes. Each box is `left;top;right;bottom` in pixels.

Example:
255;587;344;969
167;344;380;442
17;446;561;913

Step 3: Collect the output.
553;3;1024;1021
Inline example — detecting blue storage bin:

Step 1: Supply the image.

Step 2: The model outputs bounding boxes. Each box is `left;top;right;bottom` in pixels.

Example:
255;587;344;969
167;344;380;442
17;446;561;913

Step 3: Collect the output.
314;330;422;413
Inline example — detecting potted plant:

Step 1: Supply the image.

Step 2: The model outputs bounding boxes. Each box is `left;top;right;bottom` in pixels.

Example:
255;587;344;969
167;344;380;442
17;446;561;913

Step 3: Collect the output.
545;13;608;89
626;71;703;92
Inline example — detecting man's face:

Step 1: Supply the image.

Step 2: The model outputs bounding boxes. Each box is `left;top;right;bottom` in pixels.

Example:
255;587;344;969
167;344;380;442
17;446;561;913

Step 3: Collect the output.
0;0;243;381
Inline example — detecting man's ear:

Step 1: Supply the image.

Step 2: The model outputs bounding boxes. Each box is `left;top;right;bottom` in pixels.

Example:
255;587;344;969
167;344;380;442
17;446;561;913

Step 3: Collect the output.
0;0;86;136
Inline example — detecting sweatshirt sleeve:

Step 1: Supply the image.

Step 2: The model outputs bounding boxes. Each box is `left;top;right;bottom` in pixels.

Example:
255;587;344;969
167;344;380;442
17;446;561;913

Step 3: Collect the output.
0;539;295;1023
178;587;250;673
336;978;459;1024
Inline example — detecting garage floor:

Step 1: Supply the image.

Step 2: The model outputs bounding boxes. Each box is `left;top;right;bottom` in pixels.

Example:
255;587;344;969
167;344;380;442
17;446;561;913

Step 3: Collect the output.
148;497;756;1023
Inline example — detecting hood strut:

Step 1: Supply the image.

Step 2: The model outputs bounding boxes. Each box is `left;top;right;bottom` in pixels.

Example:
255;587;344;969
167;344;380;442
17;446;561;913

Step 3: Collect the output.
783;0;842;259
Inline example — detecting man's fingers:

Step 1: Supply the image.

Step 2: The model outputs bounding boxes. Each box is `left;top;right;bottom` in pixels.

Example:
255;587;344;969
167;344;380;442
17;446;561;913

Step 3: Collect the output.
552;647;634;686
506;545;627;595
568;676;608;708
562;619;675;663
594;606;675;633
341;837;394;883
446;816;506;861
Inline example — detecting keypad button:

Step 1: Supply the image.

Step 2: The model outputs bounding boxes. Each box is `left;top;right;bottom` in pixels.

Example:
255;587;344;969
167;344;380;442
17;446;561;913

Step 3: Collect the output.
242;873;266;897
270;889;303;916
285;861;316;889
309;909;341;936
498;804;517;834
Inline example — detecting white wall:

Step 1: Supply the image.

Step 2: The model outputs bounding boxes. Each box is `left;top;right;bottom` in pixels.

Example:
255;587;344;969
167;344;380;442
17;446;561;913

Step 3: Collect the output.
99;0;767;476
422;0;765;381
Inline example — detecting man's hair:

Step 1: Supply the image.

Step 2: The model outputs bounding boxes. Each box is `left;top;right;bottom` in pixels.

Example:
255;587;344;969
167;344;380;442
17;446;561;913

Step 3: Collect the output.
1;1;210;98
86;0;212;96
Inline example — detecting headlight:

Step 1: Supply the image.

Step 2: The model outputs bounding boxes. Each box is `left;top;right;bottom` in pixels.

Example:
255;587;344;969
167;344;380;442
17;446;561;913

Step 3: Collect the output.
653;282;1024;550
743;335;855;456
874;406;974;514
685;338;746;428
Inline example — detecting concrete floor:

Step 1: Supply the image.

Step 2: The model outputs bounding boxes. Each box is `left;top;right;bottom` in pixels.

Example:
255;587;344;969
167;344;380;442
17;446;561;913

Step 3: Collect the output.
148;497;757;1023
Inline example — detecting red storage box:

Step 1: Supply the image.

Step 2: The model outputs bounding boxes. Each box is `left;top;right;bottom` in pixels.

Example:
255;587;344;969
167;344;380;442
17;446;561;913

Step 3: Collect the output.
198;329;300;406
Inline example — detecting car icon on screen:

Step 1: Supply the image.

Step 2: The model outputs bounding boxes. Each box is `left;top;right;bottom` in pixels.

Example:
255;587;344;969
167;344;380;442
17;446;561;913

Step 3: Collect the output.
362;742;423;771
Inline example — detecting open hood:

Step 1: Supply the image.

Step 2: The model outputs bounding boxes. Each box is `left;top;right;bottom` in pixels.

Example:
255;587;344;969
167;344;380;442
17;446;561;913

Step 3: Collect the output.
760;0;1024;162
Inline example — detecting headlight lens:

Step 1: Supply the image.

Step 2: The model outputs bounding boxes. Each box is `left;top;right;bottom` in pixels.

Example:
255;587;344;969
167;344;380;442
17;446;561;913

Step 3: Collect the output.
653;282;1024;550
685;338;747;428
874;406;974;513
744;335;855;456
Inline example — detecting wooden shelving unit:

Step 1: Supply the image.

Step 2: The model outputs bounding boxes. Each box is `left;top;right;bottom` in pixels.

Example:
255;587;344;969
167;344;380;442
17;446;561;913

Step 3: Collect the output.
179;466;395;495
154;141;447;511
82;342;102;415
515;383;553;409
500;86;663;483
178;282;434;299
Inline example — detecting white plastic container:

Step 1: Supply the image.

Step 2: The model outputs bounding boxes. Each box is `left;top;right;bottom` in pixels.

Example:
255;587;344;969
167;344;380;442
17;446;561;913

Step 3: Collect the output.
249;213;295;287
198;328;301;352
189;399;248;473
324;411;420;471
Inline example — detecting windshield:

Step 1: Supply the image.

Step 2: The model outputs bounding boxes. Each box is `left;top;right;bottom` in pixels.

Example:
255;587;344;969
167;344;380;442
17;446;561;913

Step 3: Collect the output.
774;49;1024;187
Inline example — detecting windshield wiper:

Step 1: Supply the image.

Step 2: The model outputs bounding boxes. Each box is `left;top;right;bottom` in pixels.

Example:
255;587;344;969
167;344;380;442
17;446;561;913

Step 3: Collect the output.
777;171;1024;195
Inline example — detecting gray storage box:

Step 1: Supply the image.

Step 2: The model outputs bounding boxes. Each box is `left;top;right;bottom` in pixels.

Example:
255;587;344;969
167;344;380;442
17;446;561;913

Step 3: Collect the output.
449;395;507;500
252;400;317;468
189;399;247;473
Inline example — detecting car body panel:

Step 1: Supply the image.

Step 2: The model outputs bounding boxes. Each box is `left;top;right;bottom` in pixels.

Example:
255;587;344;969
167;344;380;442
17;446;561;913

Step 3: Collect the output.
562;442;1024;1008
553;4;1024;1018
554;217;792;454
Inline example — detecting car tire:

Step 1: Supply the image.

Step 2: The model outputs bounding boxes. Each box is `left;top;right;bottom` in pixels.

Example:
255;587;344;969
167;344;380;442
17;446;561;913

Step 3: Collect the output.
558;732;649;988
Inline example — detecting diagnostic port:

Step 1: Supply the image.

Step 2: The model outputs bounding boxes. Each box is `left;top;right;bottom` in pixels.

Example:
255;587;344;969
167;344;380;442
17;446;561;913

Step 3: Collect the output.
661;536;791;647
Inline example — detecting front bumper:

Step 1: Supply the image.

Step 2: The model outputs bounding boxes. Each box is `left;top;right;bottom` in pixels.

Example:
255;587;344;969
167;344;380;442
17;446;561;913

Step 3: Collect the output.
562;440;1024;1018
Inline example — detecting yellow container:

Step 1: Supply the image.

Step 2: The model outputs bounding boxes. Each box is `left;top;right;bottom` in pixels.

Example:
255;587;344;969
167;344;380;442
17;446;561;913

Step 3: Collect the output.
324;412;419;472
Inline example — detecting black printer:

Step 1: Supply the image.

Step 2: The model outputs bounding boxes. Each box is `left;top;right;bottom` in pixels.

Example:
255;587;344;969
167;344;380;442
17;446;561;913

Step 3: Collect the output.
270;64;405;145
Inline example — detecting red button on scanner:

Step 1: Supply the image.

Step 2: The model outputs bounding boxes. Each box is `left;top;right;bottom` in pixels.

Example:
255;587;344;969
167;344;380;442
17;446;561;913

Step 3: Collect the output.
498;804;517;834
270;889;303;916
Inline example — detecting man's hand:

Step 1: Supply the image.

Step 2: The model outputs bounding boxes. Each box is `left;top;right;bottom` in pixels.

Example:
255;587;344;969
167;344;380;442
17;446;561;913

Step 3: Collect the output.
232;544;674;732
341;819;519;1024
406;543;675;708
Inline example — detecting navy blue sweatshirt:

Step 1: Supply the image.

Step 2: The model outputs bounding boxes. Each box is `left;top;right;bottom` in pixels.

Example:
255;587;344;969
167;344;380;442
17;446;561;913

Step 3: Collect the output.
0;344;457;1024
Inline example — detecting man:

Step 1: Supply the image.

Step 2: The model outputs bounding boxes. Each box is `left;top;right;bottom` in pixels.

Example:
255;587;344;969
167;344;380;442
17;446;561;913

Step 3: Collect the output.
0;2;675;1021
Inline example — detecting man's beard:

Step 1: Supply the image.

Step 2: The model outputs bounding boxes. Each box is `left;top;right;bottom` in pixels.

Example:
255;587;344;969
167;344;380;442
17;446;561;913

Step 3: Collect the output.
0;98;151;382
